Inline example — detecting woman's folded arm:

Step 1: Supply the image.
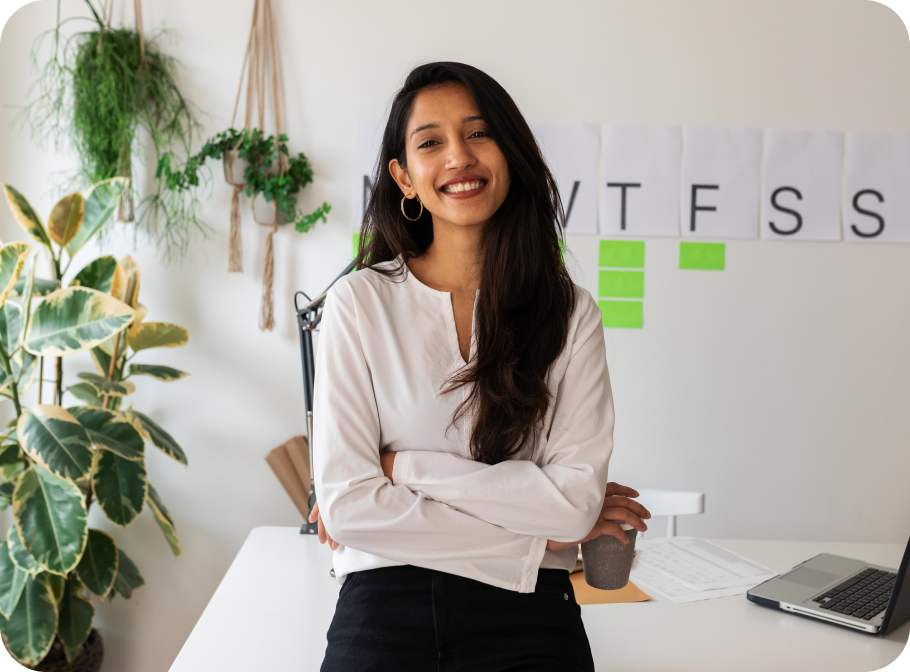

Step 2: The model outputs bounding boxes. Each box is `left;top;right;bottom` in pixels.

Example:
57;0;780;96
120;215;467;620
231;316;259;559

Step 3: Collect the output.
390;291;614;543
313;280;547;592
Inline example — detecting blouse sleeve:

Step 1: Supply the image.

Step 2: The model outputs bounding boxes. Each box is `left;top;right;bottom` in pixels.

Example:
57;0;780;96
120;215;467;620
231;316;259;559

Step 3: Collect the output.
390;290;614;543
312;279;547;593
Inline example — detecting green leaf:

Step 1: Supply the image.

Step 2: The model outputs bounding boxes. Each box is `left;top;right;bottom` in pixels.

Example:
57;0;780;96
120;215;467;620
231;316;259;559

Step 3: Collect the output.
69;256;117;294
0;481;15;513
67;406;143;461
75;530;117;598
12;465;88;575
0;541;27;618
91;449;147;527
123;410;187;465
0;242;32;309
128;363;189;382
17;405;94;481
0;443;21;484
66;382;103;406
57;578;93;649
23;286;136;357
90;346;111;377
1;184;52;251
0;302;22;354
0;350;38;400
127;322;188;352
47;572;65;602
75;372;135;397
65;177;128;257
0;572;57;666
6;526;41;576
110;547;143;599
147;483;181;557
48;193;84;247
9;276;60;297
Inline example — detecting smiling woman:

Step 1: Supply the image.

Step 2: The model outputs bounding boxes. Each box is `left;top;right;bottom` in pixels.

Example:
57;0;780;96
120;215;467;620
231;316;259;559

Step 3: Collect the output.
311;61;650;671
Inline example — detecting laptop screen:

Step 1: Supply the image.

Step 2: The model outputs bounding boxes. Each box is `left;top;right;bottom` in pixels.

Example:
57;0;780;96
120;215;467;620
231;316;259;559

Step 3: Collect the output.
881;535;910;634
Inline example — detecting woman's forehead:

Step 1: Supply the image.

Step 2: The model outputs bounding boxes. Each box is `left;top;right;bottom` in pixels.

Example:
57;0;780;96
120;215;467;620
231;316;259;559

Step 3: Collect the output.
409;85;481;131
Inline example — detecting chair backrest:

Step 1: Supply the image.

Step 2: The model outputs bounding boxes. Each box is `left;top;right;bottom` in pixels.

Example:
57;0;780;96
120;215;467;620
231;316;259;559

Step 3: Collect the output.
634;489;705;537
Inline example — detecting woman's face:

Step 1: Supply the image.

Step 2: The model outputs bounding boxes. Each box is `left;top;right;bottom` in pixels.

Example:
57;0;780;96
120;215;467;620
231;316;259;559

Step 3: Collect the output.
389;82;510;232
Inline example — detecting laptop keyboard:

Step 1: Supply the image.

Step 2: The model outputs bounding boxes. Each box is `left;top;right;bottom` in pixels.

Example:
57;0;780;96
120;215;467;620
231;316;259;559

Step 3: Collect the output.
812;567;897;620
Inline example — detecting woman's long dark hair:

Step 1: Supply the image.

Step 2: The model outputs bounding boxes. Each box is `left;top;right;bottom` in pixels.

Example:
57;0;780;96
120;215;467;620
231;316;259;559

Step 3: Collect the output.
356;61;576;465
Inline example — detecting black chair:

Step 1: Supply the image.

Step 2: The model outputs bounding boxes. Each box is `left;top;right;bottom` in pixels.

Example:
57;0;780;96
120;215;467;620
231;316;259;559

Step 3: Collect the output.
295;260;357;535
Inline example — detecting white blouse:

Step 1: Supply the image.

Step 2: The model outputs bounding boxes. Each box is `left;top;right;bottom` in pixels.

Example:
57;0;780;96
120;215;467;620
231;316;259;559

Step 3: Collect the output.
312;255;615;594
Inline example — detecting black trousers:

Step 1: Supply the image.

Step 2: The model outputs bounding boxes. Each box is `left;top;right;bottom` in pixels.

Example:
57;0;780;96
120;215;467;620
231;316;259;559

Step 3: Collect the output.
320;565;596;671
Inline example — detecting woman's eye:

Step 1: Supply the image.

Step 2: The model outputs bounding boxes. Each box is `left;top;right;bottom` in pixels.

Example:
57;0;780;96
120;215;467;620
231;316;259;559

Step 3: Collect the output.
470;131;489;139
418;140;437;149
418;132;488;149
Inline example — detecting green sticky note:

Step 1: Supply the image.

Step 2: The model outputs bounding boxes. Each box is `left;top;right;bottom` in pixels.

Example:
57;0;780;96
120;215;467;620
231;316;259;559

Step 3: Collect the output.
598;300;643;329
558;238;565;260
599;240;645;268
679;242;725;270
598;270;644;298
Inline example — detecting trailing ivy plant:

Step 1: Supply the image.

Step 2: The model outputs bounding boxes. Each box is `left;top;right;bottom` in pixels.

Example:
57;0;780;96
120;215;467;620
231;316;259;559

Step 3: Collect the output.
155;127;332;234
15;0;205;259
0;179;189;667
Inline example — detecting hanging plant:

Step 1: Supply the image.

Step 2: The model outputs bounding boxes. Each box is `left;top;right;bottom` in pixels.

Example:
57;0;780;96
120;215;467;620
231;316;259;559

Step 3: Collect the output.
15;0;205;260
155;127;331;237
154;0;331;331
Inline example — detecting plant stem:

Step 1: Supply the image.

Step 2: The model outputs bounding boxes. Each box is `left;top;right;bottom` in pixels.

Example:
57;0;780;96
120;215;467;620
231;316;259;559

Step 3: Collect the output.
83;0;104;30
101;331;122;410
0;340;22;417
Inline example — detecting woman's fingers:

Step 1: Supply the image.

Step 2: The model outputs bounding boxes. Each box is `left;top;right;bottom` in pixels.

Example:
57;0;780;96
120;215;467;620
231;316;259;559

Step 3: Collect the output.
308;501;319;524
605;482;640;498
597;519;631;544
603;495;652;520
603;506;648;531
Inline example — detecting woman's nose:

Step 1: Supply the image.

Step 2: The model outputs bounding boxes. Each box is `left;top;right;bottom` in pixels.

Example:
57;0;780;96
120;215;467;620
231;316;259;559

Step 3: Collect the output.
445;138;475;170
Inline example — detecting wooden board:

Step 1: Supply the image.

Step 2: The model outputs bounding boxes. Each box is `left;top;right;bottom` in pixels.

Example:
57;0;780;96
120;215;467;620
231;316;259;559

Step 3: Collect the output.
570;570;652;605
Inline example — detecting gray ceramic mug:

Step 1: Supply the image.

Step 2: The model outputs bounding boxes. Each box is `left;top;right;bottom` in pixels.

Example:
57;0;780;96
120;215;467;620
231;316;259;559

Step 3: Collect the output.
580;522;637;590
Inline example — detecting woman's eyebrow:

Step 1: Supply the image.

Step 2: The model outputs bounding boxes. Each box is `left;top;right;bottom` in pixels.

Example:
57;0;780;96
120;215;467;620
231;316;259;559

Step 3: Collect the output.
410;115;485;139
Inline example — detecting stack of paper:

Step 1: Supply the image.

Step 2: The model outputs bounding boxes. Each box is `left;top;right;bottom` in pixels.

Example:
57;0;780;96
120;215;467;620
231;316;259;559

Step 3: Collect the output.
629;536;778;604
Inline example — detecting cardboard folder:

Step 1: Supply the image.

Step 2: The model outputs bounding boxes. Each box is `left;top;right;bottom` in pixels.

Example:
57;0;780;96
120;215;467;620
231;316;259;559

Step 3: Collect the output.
266;435;312;519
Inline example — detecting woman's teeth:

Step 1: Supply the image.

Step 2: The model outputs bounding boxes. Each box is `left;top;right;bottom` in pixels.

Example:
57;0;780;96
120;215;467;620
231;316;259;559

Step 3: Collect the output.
442;180;485;193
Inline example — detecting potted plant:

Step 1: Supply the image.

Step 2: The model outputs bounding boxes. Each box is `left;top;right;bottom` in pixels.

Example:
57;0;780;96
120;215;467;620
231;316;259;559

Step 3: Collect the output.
0;179;190;670
155;127;331;330
154;127;331;239
15;0;205;260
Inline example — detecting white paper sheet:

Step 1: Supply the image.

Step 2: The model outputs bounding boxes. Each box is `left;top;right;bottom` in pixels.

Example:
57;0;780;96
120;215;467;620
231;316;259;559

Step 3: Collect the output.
530;122;600;235
843;131;910;243
760;128;844;241
600;124;682;237
680;126;762;239
352;116;386;233
630;563;757;604
629;537;777;604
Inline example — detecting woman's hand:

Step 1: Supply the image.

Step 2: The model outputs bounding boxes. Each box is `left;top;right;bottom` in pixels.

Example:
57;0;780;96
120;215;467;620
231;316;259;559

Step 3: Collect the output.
307;501;339;550
307;453;396;551
545;482;651;552
380;451;396;481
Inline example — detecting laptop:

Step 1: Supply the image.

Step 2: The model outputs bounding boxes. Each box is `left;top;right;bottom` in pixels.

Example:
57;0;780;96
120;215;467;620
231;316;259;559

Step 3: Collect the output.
747;535;910;634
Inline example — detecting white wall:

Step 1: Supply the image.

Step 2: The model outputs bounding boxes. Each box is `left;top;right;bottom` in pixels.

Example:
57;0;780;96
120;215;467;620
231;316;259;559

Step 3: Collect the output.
0;0;908;669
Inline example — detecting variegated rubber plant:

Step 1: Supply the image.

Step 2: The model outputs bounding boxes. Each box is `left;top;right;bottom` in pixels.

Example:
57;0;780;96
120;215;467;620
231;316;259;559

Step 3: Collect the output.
0;178;190;667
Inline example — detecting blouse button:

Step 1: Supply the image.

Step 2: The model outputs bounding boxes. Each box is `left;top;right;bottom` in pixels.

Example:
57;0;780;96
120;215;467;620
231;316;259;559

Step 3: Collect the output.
564;593;569;600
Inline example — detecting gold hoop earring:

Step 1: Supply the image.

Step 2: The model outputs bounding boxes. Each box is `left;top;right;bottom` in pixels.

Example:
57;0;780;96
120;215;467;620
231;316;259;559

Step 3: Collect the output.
401;194;423;221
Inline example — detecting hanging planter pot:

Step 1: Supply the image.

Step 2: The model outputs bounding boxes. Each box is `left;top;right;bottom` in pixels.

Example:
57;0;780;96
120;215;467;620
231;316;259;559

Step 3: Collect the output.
252;192;289;227
222;149;250;187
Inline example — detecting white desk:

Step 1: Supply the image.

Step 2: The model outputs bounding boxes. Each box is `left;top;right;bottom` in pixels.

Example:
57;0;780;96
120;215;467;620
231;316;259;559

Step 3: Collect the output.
169;527;909;671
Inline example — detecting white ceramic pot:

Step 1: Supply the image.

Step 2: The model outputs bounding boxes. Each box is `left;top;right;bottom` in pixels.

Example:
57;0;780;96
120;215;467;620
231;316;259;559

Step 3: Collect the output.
252;192;290;227
222;149;250;186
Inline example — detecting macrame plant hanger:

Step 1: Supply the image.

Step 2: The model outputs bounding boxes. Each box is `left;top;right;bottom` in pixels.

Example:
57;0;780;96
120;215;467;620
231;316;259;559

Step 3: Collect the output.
228;0;287;331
